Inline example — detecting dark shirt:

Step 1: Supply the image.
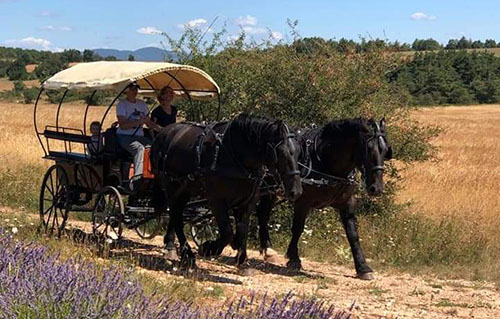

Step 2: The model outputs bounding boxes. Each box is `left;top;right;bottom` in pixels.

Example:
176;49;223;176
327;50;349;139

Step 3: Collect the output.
151;105;177;127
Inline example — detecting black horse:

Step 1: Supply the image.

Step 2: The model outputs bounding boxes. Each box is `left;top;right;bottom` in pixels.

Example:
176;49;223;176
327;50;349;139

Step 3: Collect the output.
151;113;302;267
257;118;392;280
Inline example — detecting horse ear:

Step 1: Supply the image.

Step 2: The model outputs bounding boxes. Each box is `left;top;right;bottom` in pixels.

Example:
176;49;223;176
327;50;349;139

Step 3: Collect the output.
380;118;387;130
385;146;393;160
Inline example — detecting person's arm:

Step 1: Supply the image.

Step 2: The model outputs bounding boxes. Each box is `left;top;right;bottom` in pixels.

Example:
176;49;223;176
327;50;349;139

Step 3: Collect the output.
116;101;146;129
117;115;146;129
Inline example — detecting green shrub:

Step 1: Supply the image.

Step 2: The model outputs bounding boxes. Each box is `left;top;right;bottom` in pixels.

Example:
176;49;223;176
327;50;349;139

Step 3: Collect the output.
23;87;39;104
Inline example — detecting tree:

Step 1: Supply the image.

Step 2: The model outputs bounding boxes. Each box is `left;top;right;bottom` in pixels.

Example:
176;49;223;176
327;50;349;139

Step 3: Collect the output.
412;38;442;51
471;40;484;49
60;49;82;63
445;39;458;50
6;59;27;80
457;36;472;49
35;55;65;80
128;54;135;61
485;39;497;48
83;49;96;62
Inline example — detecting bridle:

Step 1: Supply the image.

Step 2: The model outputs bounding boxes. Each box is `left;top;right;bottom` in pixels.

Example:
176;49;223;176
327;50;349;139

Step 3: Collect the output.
267;123;301;178
360;121;388;179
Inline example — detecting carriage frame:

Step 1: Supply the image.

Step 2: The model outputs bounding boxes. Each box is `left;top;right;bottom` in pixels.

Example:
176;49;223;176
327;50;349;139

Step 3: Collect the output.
34;61;222;243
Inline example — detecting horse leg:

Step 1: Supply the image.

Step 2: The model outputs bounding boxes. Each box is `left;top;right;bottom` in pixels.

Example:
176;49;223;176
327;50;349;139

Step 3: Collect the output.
163;219;177;259
338;198;374;280
168;193;195;269
154;177;177;259
256;194;277;260
232;206;251;266
286;203;309;270
198;201;233;257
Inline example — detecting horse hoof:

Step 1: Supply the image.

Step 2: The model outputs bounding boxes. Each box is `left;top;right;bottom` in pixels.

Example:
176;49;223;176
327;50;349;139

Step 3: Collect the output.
264;249;280;263
357;272;375;280
286;260;302;271
163;248;178;260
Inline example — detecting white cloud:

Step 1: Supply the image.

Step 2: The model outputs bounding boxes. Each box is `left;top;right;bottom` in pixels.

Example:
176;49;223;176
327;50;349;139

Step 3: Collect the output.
5;36;52;50
137;26;162;35
410;12;436;21
271;31;283;41
54;47;64;53
42;25;72;32
177;18;207;30
236;15;257;26
242;26;267;35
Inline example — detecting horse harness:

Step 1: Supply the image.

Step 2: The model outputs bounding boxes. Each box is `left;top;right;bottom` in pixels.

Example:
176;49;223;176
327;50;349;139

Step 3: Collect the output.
157;120;299;204
297;121;389;188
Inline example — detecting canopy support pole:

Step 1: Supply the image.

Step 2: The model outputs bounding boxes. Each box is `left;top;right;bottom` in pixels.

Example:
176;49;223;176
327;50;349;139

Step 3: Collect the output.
34;88;47;157
55;89;69;130
99;85;129;131
83;90;97;135
164;71;195;120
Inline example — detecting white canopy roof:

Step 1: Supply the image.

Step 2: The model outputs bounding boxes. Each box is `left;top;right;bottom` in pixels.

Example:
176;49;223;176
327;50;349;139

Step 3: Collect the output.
42;61;220;100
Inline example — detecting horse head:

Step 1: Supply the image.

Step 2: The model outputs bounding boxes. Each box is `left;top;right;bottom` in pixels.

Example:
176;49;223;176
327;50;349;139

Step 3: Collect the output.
266;120;302;201
357;118;392;196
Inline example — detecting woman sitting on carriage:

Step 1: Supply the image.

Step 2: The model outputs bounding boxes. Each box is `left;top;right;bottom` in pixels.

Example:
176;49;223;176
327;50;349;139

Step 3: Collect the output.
151;86;177;128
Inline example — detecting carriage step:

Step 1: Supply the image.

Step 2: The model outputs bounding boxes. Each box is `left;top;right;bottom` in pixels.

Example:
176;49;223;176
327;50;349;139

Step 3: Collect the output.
125;206;156;213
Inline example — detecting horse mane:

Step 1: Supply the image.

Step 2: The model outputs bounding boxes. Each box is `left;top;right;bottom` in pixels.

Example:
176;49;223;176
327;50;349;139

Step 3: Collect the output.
228;113;280;149
320;118;371;141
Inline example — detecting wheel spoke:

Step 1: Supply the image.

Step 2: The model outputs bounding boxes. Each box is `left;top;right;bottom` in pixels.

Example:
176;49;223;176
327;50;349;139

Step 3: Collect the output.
43;203;55;216
48;170;55;195
44;207;54;226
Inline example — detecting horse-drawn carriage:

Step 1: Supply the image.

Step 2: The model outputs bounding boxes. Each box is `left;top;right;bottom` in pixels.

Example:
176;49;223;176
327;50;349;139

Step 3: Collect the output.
35;61;392;278
34;61;224;244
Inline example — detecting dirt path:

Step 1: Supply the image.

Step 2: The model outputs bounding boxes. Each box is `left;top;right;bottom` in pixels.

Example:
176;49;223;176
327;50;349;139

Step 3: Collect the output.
62;218;499;319
2;208;499;319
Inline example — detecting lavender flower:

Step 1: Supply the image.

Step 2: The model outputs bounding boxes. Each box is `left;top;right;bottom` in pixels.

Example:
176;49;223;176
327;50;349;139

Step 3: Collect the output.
0;229;350;319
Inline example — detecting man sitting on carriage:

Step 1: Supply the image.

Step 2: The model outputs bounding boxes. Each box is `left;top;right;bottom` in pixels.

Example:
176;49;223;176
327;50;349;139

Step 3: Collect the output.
116;82;160;192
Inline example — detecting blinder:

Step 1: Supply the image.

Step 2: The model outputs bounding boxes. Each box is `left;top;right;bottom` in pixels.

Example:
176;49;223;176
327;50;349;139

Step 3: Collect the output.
267;125;301;177
363;121;390;174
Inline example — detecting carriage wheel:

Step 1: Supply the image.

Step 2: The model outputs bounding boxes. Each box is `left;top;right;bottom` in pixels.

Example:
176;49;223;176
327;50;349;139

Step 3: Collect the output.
190;214;219;247
39;165;69;237
92;186;124;242
135;212;164;239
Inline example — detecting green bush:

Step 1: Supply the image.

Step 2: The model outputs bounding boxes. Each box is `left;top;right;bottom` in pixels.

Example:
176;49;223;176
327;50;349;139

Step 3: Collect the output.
23;87;39;104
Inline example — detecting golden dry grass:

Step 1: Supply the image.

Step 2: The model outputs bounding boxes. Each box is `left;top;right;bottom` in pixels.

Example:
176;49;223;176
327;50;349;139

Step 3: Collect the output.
397;105;500;232
1;99;499;231
0;99;116;172
0;78;41;91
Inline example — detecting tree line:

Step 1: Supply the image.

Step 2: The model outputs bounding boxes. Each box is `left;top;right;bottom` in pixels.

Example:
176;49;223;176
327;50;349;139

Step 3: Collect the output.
2;35;500;107
0;47;116;81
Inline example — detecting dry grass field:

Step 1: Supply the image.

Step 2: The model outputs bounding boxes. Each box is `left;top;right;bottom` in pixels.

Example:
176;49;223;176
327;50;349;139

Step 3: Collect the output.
397;105;500;233
1;100;498;226
0;99;115;172
0;78;40;91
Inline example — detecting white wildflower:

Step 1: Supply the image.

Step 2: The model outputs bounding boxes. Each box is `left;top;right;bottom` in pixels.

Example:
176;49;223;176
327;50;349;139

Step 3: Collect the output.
11;227;18;234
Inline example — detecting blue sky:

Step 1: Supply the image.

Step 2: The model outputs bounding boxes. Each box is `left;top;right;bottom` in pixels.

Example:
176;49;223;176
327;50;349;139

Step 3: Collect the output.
1;0;499;52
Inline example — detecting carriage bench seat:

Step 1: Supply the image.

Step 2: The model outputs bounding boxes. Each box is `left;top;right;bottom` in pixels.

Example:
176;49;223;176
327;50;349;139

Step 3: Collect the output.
43;129;91;144
47;151;92;162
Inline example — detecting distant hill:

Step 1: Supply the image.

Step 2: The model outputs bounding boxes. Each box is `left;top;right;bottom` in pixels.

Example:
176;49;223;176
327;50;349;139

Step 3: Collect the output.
93;47;177;62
